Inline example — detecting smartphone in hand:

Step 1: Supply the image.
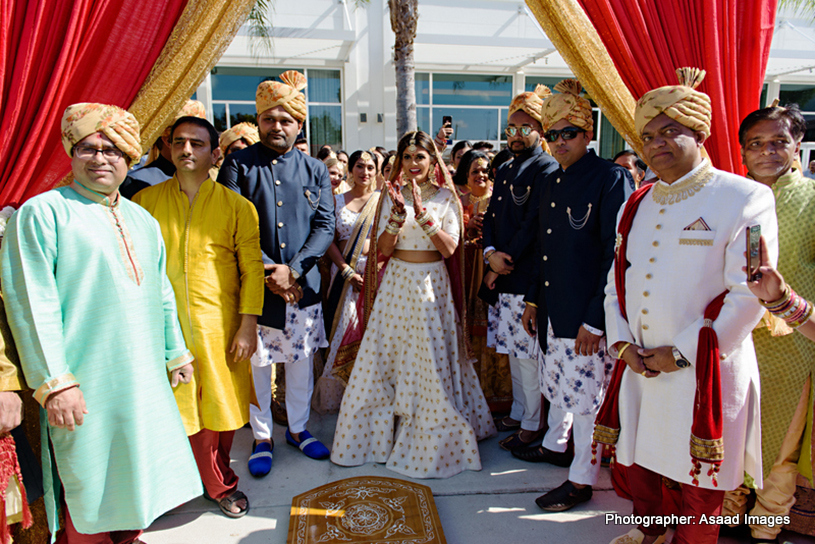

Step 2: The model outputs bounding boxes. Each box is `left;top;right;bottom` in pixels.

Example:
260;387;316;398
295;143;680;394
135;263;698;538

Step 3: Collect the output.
746;225;761;281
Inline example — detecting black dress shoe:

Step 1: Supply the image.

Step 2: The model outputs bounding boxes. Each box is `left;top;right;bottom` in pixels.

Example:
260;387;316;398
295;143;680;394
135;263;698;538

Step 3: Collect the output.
511;445;573;467
535;481;592;512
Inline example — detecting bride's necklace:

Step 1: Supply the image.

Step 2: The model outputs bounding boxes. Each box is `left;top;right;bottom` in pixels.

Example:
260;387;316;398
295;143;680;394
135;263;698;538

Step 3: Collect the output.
402;180;440;204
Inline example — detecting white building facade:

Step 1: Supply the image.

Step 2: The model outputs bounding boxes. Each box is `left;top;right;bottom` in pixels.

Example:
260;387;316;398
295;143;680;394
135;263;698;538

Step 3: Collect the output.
196;0;815;161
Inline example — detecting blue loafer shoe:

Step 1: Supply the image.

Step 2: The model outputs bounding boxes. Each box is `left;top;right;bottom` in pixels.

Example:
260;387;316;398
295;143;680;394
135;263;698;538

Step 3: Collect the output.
248;441;273;477
286;429;329;460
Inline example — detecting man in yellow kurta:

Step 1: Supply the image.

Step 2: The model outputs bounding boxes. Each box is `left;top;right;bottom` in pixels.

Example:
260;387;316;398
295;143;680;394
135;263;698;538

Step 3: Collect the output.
134;116;264;519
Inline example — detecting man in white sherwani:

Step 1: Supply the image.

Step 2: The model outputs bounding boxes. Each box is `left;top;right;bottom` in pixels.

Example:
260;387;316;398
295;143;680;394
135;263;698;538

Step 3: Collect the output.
604;68;778;544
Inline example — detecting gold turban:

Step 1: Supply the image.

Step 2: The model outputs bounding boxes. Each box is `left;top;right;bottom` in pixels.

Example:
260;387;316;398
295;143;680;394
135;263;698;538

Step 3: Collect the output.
635;68;711;138
61;103;142;163
161;99;207;139
541;79;594;132
256;70;308;121
219;122;260;154
508;85;552;125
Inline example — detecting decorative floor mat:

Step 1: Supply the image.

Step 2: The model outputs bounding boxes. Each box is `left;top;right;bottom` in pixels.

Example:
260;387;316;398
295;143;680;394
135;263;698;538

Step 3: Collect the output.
287;476;446;543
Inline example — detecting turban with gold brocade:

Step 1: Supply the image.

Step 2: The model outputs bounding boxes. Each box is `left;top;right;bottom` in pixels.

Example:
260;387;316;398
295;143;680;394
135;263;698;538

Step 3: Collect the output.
161;99;207;139
635;68;711;139
219;122;260;154
508;85;552;125
61;103;142;163
541;79;593;132
256;71;308;121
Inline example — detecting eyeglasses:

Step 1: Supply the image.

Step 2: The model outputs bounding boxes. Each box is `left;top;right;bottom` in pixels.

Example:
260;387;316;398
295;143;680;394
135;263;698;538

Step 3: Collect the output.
544;127;586;143
505;126;534;138
74;146;124;161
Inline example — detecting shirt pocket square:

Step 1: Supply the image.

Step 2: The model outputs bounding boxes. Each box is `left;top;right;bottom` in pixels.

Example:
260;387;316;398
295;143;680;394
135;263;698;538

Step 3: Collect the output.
679;230;716;246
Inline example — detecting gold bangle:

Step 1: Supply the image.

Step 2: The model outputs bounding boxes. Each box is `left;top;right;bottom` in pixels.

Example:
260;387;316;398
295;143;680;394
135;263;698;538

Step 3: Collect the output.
526;302;538;308
616;342;632;360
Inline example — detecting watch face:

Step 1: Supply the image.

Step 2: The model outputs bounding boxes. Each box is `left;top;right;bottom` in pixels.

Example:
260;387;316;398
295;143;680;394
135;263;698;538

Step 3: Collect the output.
676;358;691;369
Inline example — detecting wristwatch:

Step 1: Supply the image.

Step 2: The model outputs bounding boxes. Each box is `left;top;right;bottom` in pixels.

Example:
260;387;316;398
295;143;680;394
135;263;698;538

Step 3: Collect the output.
671;347;691;369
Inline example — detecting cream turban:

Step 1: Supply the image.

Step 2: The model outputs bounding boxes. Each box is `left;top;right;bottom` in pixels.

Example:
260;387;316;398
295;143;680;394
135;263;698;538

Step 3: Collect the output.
219;122;260;154
61;103;142;163
256;70;308;121
161;99;207;139
508;85;552;125
635;68;711;138
541;79;594;132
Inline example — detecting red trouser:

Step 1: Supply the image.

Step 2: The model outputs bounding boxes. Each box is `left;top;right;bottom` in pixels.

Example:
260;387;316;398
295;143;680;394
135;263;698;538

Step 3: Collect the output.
628;463;725;544
55;504;142;544
188;429;238;500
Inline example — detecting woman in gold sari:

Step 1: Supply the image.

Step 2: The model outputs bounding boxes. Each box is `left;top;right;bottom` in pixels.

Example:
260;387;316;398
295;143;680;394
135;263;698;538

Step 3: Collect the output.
454;149;513;414
312;151;380;413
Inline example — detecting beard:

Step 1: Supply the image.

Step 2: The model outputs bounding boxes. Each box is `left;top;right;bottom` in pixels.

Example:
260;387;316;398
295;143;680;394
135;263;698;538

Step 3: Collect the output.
260;129;296;153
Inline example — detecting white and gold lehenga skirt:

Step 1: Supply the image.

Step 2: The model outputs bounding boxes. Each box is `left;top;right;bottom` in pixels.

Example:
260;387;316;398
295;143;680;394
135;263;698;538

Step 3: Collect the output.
330;257;497;479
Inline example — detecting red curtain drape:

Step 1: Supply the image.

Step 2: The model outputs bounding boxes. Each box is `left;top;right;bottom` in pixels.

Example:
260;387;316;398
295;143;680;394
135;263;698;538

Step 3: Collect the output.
0;0;188;207
576;0;777;175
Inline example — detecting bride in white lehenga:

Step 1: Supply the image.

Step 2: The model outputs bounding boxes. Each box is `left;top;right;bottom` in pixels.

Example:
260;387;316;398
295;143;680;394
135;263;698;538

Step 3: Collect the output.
330;131;496;479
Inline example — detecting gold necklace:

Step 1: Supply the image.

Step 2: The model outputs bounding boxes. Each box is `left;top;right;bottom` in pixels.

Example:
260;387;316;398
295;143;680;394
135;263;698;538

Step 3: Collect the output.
402;180;440;204
652;160;714;205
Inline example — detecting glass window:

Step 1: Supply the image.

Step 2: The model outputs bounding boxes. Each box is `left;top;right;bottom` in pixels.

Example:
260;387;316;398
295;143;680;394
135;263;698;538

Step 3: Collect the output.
432;107;498;141
499;108;508;141
211;67;300;102
779;84;815;111
525;77;562;92
213;103;227;132
309;105;343;152
417;107;430;134
432;74;512;107
804;114;815;142
229;104;257;128
415;73;430;105
599;114;626;159
307;70;341;103
760;84;767;108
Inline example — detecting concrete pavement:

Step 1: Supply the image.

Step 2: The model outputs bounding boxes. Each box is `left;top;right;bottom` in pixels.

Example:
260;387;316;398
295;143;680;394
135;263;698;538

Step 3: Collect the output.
144;412;815;544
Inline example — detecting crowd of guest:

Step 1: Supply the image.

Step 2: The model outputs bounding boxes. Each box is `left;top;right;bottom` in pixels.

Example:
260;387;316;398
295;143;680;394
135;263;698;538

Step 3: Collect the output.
0;67;813;544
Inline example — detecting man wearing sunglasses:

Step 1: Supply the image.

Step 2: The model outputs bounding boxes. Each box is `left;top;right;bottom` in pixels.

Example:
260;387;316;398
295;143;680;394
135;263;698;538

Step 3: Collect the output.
519;79;627;512
482;85;558;453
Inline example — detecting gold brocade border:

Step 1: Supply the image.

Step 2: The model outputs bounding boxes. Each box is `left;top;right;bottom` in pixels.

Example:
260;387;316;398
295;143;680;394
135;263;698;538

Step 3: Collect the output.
679;239;714;246
129;0;256;154
592;425;619;446
524;0;643;159
690;434;725;462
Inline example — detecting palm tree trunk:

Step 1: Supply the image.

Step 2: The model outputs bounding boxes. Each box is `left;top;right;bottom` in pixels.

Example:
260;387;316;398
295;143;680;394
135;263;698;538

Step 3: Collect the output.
389;0;418;139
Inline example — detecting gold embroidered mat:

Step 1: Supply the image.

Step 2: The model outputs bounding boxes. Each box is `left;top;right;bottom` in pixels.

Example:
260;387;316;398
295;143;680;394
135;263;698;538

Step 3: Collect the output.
287;476;446;544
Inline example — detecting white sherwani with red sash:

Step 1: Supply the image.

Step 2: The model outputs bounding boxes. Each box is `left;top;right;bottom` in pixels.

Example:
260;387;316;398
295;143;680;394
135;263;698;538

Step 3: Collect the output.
604;160;777;490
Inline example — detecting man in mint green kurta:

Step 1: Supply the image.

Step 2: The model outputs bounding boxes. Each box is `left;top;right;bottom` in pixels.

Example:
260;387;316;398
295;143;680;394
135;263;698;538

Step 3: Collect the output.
722;104;815;543
0;103;202;542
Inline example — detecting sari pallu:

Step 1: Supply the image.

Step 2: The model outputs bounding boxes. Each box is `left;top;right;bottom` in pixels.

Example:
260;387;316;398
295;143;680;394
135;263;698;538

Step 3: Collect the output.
323;192;380;345
312;192;379;413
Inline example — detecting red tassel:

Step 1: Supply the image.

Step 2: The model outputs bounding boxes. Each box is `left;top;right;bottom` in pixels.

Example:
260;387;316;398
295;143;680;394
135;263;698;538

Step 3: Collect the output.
591;441;598;465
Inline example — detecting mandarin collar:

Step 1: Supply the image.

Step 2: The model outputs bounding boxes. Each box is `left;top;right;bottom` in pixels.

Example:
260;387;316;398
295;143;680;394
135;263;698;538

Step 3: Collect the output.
514;145;543;163
773;168;803;191
70;181;120;208
558;148;597;177
258;143;297;161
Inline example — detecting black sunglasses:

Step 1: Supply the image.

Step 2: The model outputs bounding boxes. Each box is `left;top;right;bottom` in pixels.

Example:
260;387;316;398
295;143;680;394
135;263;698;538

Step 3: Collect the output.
544;127;586;143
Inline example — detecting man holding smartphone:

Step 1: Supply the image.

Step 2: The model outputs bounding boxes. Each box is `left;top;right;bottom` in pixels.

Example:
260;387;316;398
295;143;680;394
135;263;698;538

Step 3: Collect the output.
721;104;815;544
602;69;778;544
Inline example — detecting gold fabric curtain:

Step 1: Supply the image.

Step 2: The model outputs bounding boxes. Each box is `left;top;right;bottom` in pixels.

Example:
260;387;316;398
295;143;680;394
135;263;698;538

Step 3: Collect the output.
130;0;256;152
525;0;643;157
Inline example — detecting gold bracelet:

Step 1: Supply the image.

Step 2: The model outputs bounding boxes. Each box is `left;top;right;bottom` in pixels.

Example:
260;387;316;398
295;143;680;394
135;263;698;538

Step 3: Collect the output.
616;342;632;360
